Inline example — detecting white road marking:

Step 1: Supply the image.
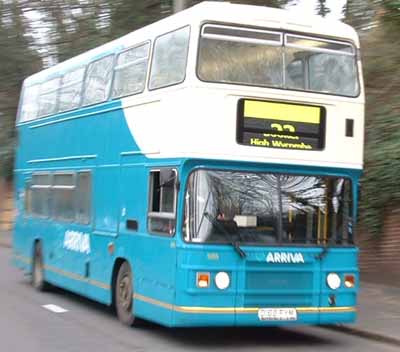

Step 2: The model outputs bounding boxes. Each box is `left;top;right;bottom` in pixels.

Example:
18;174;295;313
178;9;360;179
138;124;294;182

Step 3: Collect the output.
42;304;68;313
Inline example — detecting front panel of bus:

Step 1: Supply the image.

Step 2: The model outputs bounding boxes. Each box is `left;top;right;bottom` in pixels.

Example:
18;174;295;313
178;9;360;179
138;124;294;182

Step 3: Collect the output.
170;22;362;327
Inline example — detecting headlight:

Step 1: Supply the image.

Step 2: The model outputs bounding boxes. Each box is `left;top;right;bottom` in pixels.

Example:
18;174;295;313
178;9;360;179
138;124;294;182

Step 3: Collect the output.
326;273;341;290
215;272;230;290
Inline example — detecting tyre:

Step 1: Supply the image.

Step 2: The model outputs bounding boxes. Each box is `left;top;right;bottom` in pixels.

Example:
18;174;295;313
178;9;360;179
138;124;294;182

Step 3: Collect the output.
115;261;136;326
32;241;48;291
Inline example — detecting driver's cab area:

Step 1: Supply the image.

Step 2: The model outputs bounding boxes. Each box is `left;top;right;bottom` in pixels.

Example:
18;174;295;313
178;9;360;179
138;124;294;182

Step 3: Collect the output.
183;168;354;247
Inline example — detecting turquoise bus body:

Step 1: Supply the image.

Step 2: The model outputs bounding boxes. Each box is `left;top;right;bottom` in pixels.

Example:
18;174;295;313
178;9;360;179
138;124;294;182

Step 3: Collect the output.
13;98;359;327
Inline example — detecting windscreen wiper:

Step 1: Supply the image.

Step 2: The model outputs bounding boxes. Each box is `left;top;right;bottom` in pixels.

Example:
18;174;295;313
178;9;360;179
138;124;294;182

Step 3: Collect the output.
195;191;212;239
203;212;246;259
315;243;329;261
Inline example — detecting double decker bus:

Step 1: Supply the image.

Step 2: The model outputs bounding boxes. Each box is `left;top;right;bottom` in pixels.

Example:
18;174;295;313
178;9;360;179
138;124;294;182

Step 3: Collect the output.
13;2;364;327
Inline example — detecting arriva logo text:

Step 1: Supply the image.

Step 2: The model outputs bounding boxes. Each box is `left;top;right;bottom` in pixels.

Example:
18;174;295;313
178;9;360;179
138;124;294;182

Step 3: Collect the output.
63;230;90;254
266;252;305;264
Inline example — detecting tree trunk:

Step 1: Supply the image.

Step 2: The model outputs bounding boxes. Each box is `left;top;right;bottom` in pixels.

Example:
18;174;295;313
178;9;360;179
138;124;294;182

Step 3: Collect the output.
174;0;187;13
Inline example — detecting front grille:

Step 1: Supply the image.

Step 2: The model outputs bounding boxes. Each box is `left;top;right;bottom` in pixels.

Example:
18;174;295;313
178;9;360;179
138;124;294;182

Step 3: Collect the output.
243;264;315;308
246;271;312;290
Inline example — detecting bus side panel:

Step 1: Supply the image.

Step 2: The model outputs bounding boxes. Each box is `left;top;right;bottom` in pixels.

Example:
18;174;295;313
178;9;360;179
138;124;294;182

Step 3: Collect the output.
46;221;89;295
86;233;114;304
87;166;121;305
12;172;34;273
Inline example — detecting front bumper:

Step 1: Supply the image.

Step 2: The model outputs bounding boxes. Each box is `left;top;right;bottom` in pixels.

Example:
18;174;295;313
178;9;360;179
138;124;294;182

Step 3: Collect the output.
134;293;356;327
173;305;357;327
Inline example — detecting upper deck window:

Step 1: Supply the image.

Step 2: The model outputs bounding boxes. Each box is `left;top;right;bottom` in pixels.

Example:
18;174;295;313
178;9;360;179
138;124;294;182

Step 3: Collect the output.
112;42;150;98
82;55;114;106
19;84;40;122
38;77;61;117
59;67;85;112
149;26;190;90
285;35;358;96
198;25;283;88
198;24;359;97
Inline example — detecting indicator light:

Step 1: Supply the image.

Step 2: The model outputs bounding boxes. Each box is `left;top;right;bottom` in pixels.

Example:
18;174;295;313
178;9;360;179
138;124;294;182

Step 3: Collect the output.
196;272;210;288
344;274;356;288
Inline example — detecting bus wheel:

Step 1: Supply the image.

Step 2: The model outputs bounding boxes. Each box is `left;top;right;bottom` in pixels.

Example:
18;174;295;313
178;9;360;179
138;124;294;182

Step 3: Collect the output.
32;242;47;291
115;261;135;326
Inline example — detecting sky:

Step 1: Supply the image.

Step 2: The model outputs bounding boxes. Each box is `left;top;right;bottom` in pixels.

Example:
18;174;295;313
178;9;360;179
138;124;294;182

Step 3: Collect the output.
286;0;347;20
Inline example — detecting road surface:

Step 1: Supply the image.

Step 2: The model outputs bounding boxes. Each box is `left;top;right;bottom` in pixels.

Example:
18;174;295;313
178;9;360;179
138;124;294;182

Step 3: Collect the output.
0;247;396;352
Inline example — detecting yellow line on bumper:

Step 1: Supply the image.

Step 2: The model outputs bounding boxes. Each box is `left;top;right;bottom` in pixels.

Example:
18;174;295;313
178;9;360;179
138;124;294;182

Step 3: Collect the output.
44;265;111;290
15;254;356;315
134;293;356;315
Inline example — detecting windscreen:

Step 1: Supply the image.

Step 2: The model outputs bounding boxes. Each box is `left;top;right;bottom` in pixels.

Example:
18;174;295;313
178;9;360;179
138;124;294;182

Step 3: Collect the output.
183;170;354;245
198;25;359;97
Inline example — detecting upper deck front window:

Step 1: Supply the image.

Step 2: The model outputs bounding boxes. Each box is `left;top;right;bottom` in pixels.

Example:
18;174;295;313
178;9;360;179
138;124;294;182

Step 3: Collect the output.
198;25;359;97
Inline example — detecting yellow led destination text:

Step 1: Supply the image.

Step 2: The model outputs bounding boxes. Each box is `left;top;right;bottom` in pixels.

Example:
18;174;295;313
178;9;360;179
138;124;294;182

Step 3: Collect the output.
249;137;313;150
241;100;322;150
244;100;321;124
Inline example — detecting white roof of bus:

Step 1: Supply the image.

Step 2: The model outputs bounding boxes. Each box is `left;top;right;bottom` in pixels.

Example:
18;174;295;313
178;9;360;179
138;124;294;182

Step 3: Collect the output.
25;1;359;86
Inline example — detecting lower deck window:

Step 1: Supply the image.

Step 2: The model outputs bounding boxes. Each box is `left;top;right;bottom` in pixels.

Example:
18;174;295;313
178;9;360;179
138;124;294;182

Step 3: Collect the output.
31;188;50;217
30;174;51;217
53;174;75;221
76;172;91;224
25;171;91;224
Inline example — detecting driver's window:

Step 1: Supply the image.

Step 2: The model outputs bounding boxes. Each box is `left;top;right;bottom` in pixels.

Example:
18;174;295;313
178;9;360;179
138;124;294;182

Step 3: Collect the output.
148;168;178;236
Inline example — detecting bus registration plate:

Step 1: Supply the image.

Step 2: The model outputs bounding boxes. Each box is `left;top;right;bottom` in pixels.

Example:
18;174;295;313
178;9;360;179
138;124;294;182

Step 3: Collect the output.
258;308;297;321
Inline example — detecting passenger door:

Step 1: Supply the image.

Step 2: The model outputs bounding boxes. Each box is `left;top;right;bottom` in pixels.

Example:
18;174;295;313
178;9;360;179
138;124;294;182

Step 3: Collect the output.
118;164;178;324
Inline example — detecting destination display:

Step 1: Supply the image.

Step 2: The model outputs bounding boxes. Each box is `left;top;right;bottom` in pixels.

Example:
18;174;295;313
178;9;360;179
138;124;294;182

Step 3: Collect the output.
237;99;326;151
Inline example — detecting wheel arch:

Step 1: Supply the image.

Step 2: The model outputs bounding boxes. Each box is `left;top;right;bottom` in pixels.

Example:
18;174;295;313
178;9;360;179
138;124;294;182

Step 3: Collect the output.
31;238;42;272
111;257;132;307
